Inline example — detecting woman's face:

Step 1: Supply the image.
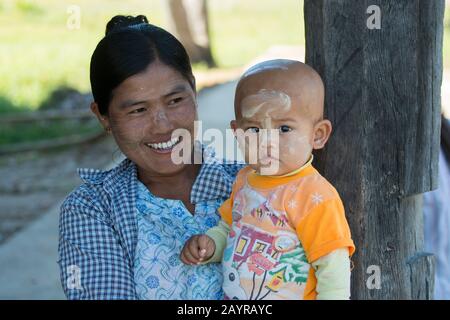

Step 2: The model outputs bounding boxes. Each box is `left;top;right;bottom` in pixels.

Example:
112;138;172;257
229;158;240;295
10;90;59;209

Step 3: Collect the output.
98;61;197;177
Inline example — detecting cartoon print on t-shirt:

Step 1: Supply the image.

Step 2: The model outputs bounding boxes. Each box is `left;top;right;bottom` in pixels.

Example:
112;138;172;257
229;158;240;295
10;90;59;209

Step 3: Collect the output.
223;185;309;300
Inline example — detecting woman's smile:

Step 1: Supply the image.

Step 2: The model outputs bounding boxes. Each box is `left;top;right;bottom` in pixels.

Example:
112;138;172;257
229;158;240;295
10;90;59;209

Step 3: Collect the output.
145;135;182;154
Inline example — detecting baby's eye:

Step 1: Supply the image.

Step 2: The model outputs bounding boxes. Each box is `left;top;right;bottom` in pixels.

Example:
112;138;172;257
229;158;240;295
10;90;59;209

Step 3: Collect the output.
246;127;260;133
168;97;183;106
279;125;292;133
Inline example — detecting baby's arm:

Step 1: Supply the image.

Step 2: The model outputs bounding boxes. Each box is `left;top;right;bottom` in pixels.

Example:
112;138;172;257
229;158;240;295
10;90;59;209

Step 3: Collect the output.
204;219;231;263
311;248;351;300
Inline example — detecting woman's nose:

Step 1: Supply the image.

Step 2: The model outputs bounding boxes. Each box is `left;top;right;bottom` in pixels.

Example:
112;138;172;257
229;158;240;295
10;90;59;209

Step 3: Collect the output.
148;107;174;133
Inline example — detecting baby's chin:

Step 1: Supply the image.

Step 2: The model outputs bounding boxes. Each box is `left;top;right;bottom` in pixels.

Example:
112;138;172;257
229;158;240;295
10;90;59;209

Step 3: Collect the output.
249;161;290;176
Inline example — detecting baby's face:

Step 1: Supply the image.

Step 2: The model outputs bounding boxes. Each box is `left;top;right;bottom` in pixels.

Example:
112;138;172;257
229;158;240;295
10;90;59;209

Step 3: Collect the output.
233;89;316;176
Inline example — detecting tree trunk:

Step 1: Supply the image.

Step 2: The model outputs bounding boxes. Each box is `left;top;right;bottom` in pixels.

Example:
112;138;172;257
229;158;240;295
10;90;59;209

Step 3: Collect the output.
304;0;444;299
163;0;216;67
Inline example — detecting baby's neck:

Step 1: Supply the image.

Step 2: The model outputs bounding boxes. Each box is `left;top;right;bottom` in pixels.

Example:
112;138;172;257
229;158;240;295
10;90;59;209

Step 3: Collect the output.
256;154;314;178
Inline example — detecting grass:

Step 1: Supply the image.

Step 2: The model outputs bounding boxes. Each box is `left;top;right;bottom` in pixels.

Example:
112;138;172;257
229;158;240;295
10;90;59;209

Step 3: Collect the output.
444;4;450;69
208;1;304;68
0;120;101;145
0;0;304;113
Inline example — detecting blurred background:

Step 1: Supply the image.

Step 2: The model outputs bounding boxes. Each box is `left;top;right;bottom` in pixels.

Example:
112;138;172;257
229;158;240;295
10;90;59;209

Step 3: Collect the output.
0;0;448;299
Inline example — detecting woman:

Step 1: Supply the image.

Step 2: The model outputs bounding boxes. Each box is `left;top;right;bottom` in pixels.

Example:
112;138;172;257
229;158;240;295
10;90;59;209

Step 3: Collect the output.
58;15;242;300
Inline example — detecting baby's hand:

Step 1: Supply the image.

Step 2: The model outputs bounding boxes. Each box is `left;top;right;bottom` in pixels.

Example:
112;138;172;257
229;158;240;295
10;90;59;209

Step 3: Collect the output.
180;234;215;265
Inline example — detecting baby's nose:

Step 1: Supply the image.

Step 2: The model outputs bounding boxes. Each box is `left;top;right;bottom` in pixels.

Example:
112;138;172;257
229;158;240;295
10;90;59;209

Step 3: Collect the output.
259;129;279;147
258;129;279;155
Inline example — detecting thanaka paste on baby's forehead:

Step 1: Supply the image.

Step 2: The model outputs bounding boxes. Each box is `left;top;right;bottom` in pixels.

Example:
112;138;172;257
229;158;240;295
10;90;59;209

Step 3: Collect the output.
240;89;292;119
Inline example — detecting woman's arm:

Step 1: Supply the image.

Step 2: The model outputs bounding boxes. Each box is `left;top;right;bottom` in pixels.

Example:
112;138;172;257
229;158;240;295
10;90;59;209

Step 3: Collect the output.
58;187;137;300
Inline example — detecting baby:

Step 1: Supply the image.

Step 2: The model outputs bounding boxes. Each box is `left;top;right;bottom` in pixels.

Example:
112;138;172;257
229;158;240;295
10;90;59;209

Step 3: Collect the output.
181;59;355;300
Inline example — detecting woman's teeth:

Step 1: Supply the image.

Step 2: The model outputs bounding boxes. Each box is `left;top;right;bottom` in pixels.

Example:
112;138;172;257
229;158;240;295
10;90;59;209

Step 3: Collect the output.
146;136;181;150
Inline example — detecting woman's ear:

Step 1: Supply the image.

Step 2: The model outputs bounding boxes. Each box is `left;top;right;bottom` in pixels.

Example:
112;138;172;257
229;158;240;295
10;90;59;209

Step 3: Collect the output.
90;102;111;133
312;119;332;150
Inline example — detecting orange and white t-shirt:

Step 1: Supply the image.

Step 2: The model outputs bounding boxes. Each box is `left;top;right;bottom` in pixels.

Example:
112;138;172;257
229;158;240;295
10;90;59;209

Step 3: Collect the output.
217;160;355;300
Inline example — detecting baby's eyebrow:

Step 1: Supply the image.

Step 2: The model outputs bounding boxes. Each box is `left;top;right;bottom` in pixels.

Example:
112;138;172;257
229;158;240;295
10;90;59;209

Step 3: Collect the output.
271;117;297;123
240;118;261;125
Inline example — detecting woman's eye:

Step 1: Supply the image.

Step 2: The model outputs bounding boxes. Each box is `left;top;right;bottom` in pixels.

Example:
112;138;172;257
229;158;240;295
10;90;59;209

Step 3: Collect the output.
130;107;146;114
279;125;292;133
246;127;260;133
168;97;183;105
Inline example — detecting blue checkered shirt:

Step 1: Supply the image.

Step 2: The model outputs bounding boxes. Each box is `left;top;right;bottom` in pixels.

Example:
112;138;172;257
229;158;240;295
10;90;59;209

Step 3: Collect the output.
58;149;244;299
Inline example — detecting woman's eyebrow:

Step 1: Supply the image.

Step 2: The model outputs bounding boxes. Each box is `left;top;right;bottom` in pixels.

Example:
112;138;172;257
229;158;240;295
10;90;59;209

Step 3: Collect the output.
164;84;188;97
119;84;189;109
119;99;147;109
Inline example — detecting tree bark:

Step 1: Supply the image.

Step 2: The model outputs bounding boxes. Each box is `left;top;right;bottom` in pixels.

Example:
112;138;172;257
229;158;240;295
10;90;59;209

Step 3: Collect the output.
163;0;216;67
304;0;444;299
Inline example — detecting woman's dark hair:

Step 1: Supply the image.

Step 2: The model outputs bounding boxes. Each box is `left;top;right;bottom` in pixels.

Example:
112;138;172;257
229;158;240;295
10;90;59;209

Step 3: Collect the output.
90;15;195;115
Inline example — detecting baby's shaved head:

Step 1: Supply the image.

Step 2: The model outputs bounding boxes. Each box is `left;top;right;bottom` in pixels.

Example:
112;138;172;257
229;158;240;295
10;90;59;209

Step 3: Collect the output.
235;59;325;122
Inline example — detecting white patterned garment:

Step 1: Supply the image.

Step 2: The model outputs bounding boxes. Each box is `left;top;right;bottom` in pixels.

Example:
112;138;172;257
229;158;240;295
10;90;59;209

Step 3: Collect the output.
134;181;225;299
423;148;450;300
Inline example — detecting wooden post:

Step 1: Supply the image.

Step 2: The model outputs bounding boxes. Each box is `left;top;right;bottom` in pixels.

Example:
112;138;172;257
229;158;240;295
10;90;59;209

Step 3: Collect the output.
304;0;445;299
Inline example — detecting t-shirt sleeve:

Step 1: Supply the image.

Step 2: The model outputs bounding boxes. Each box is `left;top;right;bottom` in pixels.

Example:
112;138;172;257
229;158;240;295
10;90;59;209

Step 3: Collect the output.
218;198;233;226
295;197;355;263
217;166;249;226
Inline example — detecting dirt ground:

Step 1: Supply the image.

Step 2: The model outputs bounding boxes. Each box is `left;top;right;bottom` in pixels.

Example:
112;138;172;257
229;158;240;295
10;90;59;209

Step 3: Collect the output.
0;135;119;244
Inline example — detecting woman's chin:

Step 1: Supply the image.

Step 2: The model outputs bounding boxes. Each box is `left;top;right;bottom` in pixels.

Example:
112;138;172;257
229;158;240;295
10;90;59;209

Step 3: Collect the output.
141;159;187;176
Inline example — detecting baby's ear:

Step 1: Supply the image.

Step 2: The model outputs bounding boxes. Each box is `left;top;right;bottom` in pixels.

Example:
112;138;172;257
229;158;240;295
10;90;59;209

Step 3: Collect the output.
312;119;332;149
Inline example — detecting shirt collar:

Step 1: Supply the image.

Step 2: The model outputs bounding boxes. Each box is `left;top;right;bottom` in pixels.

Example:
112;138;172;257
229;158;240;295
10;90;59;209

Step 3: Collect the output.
190;142;241;204
78;157;134;185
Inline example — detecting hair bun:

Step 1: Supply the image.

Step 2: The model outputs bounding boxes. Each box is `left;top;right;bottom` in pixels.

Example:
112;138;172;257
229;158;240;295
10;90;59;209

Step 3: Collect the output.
105;15;149;35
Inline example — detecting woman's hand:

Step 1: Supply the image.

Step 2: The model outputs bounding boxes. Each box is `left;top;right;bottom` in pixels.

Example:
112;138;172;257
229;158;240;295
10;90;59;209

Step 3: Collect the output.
180;234;216;265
